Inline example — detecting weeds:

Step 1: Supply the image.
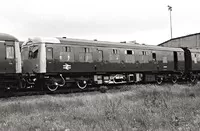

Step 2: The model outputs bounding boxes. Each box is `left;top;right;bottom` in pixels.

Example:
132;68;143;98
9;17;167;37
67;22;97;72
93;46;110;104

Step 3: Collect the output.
1;84;200;130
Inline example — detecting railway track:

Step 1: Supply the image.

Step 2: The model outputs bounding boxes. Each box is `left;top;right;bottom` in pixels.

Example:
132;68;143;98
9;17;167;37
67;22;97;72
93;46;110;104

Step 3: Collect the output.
0;80;197;99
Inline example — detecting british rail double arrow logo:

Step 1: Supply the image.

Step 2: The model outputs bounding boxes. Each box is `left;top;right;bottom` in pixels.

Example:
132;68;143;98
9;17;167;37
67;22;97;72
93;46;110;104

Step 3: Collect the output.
63;63;71;70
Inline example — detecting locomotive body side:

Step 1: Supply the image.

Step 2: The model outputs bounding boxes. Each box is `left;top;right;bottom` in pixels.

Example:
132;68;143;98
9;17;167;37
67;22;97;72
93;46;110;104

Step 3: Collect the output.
21;36;186;91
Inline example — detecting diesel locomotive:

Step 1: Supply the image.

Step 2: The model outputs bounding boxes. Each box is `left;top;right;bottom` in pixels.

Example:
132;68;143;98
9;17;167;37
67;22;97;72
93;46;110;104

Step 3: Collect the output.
20;36;200;92
1;33;200;93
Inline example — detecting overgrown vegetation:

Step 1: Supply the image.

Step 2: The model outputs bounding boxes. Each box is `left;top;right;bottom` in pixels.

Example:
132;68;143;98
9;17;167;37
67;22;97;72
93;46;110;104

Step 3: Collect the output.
1;83;200;130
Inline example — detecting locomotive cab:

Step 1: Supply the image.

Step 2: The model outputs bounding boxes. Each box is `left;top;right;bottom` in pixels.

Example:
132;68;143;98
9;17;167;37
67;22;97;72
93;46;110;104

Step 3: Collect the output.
21;37;60;74
21;37;61;89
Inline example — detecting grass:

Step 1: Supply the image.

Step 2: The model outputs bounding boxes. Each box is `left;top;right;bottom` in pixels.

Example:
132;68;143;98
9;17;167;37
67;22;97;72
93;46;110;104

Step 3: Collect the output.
1;83;200;130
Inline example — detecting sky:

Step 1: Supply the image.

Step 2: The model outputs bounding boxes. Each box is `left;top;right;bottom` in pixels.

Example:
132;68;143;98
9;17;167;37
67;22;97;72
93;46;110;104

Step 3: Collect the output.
0;0;199;45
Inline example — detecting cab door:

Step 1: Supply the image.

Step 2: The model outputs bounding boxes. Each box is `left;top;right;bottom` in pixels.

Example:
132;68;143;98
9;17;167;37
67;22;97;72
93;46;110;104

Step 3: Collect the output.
46;47;54;72
151;52;158;71
173;51;178;71
5;41;15;73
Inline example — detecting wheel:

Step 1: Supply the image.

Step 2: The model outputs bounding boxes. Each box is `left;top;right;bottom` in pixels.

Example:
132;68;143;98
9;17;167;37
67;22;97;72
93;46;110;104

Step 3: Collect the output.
156;77;163;85
171;75;178;84
45;81;59;92
77;80;87;89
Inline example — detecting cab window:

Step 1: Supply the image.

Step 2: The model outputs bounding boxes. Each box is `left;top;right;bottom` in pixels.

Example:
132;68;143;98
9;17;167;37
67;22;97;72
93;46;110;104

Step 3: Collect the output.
28;46;38;59
6;46;14;59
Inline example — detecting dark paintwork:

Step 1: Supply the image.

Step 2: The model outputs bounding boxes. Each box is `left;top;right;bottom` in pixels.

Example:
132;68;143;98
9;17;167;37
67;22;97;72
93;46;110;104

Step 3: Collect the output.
44;38;185;75
0;33;21;88
0;33;18;74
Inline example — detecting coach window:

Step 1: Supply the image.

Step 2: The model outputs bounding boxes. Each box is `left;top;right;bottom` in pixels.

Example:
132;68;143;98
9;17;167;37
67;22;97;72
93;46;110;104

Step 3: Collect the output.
6;46;14;59
46;47;53;60
112;49;118;54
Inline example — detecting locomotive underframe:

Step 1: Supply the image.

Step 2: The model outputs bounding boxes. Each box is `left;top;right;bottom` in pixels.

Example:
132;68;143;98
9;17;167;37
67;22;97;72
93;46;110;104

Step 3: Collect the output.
22;70;195;92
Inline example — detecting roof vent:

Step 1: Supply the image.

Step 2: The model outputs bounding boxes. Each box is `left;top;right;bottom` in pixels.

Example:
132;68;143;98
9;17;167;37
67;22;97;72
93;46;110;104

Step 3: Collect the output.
120;41;126;43
62;37;67;39
94;39;97;41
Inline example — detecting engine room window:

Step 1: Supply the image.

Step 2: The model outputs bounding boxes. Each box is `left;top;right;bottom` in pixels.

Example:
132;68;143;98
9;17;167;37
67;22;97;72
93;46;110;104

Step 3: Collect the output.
84;47;90;53
142;51;147;55
65;46;71;52
125;50;134;55
112;49;118;54
6;46;14;59
46;47;53;60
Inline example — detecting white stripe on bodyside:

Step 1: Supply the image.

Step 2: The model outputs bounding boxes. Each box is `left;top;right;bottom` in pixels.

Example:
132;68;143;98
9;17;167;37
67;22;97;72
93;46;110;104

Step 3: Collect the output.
39;42;46;73
15;41;22;73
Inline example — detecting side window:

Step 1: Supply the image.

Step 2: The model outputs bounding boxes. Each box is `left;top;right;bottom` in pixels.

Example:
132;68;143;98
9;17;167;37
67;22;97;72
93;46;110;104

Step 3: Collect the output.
125;50;134;55
84;47;90;53
142;51;147;55
65;46;71;52
79;47;92;62
112;49;118;54
46;47;53;60
110;49;120;63
152;53;156;61
125;49;135;63
6;46;14;59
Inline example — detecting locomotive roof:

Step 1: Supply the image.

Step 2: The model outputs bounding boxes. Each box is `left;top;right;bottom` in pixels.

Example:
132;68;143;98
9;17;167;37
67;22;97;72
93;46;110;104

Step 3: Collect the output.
57;37;184;52
22;37;60;47
0;33;18;41
24;36;183;52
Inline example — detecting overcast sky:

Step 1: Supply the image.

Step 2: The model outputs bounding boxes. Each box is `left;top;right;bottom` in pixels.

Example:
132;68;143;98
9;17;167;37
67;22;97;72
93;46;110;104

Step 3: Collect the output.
0;0;199;45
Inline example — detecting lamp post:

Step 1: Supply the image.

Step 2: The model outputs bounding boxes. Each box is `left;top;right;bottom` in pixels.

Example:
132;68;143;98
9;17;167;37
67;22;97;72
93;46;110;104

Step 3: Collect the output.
168;5;172;39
